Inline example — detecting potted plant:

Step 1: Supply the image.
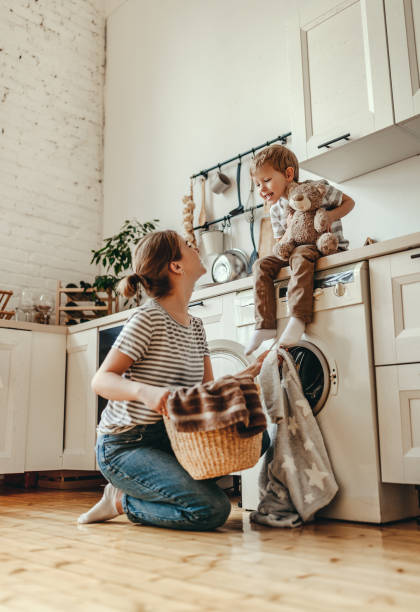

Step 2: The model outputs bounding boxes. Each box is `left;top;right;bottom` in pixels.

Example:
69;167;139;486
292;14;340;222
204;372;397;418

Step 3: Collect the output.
90;218;159;309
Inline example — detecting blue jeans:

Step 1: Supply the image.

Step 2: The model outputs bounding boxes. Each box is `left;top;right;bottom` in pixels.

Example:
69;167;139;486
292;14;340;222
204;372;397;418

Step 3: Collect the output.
96;421;269;531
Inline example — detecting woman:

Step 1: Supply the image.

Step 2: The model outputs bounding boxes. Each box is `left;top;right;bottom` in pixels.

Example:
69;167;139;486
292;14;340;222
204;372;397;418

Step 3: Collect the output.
78;230;267;530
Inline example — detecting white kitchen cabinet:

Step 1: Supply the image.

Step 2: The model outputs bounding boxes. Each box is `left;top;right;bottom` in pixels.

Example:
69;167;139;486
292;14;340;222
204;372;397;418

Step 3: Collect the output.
370;247;420;366
376;364;420;484
25;332;66;471
63;328;98;470
0;329;31;474
385;0;420;131
191;294;235;342
289;0;420;182
0;328;65;474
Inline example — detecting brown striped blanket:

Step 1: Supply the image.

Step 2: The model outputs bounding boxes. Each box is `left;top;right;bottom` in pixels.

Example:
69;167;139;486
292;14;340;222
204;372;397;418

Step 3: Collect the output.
166;374;267;437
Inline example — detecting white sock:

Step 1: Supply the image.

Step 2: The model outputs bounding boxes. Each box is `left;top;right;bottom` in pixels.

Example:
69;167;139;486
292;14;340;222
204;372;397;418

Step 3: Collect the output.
279;317;305;347
77;483;121;524
245;329;277;355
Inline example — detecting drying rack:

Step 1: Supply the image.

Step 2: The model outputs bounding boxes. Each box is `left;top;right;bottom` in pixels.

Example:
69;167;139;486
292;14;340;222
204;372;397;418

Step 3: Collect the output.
191;132;291;231
0;290;15;320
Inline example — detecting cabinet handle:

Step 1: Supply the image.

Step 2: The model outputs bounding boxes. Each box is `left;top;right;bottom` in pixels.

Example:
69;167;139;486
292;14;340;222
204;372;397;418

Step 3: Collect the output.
410;253;420;259
188;300;204;308
318;133;351;149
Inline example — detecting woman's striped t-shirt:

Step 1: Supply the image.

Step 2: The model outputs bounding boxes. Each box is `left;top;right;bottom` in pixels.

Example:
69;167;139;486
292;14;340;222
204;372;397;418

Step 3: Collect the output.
97;299;209;434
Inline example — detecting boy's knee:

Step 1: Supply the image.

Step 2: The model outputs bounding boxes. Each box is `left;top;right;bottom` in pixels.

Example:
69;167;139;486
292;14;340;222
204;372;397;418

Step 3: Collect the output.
255;256;281;279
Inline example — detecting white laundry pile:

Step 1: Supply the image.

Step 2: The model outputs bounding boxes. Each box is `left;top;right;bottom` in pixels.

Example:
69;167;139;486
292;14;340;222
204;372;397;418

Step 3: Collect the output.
250;347;338;528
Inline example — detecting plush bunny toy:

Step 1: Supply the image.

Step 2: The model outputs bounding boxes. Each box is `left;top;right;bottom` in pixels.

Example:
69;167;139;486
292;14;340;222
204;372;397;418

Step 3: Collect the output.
274;182;339;262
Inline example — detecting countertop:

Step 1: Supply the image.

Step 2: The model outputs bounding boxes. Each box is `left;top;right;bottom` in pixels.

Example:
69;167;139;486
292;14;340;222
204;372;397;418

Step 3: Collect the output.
2;231;420;335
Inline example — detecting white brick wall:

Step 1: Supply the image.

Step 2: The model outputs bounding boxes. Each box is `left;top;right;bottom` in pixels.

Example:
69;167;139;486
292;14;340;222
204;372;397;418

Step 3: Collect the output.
0;0;105;313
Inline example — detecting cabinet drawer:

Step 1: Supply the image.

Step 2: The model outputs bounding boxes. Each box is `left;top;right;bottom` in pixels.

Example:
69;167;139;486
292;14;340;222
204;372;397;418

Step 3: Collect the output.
376;364;420;484
234;289;254;326
188;296;223;324
370;247;420;365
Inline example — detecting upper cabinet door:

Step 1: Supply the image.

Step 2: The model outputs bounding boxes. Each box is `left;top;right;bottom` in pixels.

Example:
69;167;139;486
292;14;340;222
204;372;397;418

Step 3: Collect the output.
385;0;420;124
370;247;420;366
0;330;31;474
289;0;394;161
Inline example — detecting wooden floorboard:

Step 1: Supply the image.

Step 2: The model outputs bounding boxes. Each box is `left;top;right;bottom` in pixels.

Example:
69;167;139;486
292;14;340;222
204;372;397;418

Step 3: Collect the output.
1;487;420;611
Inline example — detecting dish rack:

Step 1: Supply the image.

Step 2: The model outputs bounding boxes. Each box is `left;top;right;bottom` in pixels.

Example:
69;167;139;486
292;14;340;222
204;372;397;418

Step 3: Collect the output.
0;290;15;320
55;281;115;326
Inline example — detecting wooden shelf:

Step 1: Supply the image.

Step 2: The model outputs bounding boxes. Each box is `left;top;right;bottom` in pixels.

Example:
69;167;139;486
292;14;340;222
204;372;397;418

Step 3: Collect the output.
55;281;116;325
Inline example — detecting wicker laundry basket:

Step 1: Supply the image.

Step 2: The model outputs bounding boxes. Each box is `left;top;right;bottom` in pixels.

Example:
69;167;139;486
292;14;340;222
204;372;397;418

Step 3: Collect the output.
164;417;263;480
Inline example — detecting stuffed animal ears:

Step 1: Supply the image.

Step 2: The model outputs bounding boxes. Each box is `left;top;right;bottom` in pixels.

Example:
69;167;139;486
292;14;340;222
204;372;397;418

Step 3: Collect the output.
315;183;327;197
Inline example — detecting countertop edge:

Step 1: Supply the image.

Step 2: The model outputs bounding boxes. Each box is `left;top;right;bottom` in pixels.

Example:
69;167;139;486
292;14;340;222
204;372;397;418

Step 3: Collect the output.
3;231;419;335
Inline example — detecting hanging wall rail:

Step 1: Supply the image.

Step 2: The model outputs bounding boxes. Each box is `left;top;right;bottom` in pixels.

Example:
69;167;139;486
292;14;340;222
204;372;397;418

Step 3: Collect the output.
193;204;263;232
192;131;291;231
190;132;291;179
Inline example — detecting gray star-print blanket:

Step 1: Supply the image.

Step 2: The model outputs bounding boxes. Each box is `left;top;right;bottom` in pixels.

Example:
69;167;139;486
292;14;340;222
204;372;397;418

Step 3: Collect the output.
250;347;338;528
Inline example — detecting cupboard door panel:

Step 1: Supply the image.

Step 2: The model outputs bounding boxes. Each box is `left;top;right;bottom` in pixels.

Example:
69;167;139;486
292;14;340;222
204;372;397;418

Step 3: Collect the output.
25;332;66;471
385;0;420;123
370;248;420;365
290;0;393;160
377;364;420;484
0;330;31;473
63;329;98;470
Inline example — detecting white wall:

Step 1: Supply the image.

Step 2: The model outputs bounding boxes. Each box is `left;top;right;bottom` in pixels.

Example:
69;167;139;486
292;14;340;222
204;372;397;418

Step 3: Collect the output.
103;0;420;286
0;0;105;310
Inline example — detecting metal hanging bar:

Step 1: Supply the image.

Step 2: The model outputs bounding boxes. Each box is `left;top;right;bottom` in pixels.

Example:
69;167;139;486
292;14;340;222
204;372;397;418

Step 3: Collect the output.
193;203;264;231
190;132;291;179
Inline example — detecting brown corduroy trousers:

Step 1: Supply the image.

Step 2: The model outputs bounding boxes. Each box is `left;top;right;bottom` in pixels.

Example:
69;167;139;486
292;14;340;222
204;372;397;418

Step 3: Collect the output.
253;245;320;329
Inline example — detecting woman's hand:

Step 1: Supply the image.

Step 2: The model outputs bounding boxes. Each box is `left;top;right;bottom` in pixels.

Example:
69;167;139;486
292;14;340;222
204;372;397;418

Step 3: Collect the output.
140;385;171;416
238;350;270;379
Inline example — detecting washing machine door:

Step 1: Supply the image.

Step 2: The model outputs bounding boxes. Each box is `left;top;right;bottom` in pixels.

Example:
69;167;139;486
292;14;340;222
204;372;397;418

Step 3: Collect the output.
286;340;331;416
208;339;250;378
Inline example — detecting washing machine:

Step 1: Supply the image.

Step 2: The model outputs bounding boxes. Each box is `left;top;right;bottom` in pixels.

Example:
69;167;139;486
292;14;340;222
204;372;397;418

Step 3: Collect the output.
235;261;418;523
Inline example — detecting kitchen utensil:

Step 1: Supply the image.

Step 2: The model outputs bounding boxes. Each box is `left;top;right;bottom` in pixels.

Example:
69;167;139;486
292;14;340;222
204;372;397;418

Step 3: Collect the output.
228;160;244;217
211;248;249;284
247;208;258;273
198;177;207;227
210;168;231;194
245;179;258;273
201;229;224;255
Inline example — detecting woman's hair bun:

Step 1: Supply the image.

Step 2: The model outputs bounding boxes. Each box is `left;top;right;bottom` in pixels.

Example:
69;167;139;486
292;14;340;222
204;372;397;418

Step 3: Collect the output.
117;273;140;298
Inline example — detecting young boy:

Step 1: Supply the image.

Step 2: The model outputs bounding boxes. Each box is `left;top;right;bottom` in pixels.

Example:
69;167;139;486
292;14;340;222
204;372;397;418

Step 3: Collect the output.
245;144;355;355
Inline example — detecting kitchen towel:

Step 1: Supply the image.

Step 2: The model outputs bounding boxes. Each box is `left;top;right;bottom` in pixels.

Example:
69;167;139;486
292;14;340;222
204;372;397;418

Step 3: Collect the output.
251;347;338;527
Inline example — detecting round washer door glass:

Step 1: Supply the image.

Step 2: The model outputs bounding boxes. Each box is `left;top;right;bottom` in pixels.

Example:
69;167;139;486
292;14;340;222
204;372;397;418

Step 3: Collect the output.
208;339;249;378
287;341;330;415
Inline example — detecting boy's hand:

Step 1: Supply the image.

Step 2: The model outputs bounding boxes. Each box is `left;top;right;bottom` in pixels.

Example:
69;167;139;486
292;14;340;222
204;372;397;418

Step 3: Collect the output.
238;350;270;379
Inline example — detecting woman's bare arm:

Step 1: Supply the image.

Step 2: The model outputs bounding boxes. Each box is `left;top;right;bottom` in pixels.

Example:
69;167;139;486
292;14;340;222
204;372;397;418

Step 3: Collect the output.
202;354;214;383
91;348;169;414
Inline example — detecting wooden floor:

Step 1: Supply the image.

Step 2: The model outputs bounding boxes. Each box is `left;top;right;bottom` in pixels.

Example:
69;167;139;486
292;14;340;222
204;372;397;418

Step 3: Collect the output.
1;487;420;611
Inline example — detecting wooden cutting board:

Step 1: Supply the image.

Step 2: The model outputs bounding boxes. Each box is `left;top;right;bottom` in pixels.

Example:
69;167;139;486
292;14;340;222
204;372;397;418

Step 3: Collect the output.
258;216;275;259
